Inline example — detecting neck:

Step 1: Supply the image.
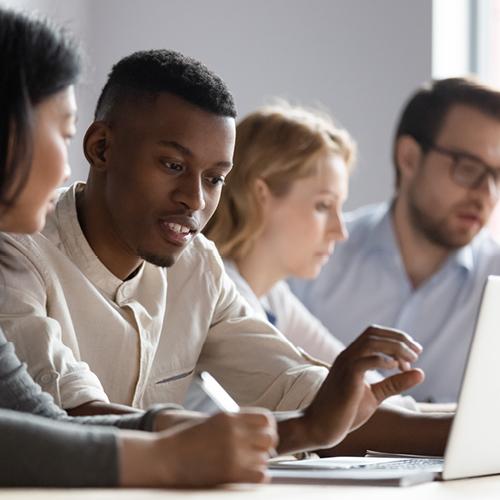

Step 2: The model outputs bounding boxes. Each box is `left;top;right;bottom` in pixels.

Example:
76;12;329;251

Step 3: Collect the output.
235;243;284;298
392;197;451;289
77;180;143;281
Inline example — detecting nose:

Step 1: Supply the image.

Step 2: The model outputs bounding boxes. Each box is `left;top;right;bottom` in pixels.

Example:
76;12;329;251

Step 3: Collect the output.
63;163;71;184
328;210;348;242
174;173;206;211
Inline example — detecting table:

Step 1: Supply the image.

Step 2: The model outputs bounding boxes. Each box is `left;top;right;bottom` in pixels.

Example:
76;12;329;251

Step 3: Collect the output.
1;476;500;500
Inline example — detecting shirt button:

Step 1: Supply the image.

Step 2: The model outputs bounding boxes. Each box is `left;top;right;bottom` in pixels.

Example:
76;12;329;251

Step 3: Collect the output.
39;372;57;385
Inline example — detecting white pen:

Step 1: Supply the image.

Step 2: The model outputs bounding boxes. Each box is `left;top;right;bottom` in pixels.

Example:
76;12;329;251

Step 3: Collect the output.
197;371;240;413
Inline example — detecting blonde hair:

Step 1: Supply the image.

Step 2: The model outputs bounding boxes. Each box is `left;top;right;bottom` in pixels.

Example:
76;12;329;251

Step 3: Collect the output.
204;102;356;261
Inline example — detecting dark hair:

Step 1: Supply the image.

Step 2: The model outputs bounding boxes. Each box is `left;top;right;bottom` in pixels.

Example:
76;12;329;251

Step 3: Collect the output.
94;49;237;122
393;77;500;187
0;7;81;208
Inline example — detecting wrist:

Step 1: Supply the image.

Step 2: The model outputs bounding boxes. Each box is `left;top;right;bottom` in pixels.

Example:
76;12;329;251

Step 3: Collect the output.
277;411;324;455
118;431;170;487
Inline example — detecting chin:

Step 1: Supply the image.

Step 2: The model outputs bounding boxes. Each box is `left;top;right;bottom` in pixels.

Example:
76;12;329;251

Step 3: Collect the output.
16;217;45;235
138;250;177;268
293;265;322;280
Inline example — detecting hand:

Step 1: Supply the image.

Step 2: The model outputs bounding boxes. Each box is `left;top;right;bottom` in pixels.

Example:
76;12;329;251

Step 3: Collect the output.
302;325;424;450
153;409;208;432
120;410;278;487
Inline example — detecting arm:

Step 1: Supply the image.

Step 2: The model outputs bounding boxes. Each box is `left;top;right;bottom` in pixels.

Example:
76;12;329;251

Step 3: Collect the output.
0;408;119;487
0;407;278;487
0;328;201;432
0;237;110;409
321;405;452;456
274;326;425;455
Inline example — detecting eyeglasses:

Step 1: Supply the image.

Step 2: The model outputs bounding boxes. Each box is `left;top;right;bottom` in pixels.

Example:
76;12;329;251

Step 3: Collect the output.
422;142;500;195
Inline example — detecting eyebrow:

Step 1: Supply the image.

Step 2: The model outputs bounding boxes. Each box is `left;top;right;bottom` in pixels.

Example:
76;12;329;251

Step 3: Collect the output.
157;140;233;168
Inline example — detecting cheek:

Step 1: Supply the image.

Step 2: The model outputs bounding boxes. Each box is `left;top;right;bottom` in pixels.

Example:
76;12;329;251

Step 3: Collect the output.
202;189;223;224
33;134;68;189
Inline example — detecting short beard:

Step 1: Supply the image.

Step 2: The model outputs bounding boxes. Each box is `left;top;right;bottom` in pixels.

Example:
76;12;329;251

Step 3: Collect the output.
138;249;176;268
407;189;475;250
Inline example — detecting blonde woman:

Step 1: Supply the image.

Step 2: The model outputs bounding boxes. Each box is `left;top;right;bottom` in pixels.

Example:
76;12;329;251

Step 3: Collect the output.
206;102;354;364
205;103;453;456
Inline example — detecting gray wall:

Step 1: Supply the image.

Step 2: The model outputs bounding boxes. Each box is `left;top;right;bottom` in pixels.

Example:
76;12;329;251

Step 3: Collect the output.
5;0;432;209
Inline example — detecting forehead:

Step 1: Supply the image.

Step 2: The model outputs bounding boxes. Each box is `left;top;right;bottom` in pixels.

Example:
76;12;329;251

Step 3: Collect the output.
290;151;348;198
115;92;235;155
35;86;77;122
437;104;500;165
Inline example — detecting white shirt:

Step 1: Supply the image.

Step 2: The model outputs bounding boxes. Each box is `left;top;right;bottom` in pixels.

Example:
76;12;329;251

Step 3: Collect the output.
224;261;344;362
290;202;500;402
224;260;418;411
0;183;327;410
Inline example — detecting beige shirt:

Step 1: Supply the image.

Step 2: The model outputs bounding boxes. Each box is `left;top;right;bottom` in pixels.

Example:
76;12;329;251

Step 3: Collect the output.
0;183;327;410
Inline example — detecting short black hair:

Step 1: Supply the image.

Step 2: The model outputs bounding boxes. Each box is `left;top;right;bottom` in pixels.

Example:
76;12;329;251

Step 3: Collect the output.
94;49;237;121
0;7;81;208
392;77;500;188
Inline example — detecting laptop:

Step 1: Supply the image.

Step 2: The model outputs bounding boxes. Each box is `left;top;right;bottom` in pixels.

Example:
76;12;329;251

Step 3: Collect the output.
270;274;500;486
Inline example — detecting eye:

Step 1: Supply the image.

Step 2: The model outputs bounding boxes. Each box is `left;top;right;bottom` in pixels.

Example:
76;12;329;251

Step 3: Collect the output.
206;175;226;187
161;160;184;173
315;201;331;212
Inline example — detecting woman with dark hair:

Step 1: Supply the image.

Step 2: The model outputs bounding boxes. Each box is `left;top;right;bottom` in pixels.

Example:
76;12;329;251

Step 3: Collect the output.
0;7;276;488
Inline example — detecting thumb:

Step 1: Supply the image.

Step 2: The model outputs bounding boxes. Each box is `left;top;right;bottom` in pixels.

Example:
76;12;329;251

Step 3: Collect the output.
370;369;425;403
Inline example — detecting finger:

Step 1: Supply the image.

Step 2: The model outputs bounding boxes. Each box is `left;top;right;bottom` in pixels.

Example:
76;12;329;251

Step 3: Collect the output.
237;467;269;484
248;428;279;452
370;369;425;403
238;409;276;429
360;325;423;354
353;335;419;364
350;354;399;374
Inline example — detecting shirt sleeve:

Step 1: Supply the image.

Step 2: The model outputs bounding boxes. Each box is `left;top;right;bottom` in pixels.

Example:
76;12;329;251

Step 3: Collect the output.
0;327;179;430
197;253;328;411
0;236;109;409
0;408;119;487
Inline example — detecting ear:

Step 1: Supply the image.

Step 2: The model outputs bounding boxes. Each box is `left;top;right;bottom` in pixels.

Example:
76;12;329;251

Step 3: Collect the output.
395;135;423;183
253;177;274;224
254;178;272;206
83;121;111;172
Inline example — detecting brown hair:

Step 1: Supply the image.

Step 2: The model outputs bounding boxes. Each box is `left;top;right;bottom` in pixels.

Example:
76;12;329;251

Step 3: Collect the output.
393;77;500;187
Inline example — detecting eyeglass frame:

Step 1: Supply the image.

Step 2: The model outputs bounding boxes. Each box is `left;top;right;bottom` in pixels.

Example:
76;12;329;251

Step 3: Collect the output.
416;139;500;193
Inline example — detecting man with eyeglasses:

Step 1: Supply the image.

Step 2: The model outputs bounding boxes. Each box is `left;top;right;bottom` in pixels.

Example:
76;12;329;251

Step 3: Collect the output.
291;77;500;404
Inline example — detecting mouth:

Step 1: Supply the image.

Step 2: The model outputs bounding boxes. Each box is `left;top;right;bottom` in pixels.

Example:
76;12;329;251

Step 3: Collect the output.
158;218;198;246
456;211;483;226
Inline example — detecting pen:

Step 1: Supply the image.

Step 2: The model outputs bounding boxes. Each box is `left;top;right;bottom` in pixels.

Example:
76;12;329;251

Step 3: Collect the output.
198;371;278;458
198;371;240;413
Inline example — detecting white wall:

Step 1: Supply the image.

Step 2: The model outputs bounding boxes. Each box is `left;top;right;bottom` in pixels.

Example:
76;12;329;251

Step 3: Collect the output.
4;0;432;209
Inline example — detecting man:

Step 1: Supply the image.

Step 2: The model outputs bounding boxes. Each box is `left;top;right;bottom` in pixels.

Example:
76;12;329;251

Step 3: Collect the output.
291;77;500;403
0;49;436;456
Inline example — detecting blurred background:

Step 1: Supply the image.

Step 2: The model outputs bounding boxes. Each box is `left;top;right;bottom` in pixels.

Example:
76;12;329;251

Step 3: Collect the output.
3;0;500;216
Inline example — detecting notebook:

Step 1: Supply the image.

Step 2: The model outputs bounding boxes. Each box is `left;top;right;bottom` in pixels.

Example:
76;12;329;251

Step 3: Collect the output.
270;274;500;486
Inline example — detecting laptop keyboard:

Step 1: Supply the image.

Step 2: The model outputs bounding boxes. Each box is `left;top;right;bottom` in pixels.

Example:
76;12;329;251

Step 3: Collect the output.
354;458;444;472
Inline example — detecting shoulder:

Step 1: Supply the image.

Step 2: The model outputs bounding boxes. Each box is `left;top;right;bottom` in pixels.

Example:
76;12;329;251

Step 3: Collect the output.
333;202;389;253
344;203;388;232
266;281;305;315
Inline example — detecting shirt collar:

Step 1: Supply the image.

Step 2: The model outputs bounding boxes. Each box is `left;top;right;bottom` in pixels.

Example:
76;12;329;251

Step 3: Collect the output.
54;182;145;298
364;201;474;274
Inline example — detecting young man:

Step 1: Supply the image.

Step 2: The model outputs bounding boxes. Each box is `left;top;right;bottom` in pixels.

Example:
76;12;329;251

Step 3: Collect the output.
291;78;500;403
0;49;434;456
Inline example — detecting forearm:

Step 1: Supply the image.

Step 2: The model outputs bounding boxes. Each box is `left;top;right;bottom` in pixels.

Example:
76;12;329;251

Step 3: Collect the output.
319;406;452;457
68;400;141;416
0;408;118;487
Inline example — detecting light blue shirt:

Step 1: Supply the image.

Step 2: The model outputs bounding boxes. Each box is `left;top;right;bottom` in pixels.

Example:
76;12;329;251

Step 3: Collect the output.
290;202;500;402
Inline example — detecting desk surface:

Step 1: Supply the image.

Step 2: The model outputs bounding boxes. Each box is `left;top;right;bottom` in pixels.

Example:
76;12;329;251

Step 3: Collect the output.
1;476;500;499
